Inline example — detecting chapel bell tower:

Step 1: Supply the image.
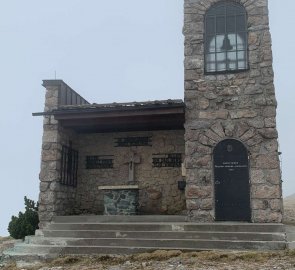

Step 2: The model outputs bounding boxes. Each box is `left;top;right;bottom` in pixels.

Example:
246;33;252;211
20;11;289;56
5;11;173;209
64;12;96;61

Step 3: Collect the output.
183;0;283;223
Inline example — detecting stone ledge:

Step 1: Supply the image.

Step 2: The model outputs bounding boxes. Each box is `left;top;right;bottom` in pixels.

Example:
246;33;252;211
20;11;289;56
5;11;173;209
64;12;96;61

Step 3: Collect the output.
98;185;139;190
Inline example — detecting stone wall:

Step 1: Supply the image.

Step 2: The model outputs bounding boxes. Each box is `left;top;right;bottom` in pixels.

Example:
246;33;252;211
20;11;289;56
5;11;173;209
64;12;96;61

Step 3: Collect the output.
38;81;186;224
184;0;283;222
38;81;79;228
75;130;186;215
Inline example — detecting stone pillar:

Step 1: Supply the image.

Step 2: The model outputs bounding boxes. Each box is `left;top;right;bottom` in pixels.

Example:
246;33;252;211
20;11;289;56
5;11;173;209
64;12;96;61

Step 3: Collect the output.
38;81;61;228
184;0;283;223
38;80;79;228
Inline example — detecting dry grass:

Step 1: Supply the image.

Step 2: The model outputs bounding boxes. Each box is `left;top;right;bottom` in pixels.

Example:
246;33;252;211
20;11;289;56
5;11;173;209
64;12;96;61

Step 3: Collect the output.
131;250;182;261
43;250;295;268
1;249;295;270
0;263;18;270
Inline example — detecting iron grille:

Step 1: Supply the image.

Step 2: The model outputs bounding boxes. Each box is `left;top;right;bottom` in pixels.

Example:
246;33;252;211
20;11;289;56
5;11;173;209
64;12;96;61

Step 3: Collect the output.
86;156;114;169
60;144;78;187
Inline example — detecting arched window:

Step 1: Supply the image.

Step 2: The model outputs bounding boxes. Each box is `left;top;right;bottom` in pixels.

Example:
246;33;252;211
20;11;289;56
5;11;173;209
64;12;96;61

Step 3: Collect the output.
205;1;248;74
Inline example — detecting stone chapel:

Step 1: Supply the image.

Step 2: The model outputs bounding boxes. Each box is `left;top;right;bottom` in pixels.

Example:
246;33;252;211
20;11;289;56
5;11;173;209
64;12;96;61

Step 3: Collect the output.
35;0;283;229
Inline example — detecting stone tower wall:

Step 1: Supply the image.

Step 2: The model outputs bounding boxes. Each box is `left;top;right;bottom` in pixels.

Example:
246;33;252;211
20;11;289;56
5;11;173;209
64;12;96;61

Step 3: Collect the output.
183;0;283;222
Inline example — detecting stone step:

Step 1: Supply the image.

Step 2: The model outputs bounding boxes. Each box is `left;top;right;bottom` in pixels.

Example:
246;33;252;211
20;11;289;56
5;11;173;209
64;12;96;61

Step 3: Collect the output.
11;239;287;254
23;236;287;250
2;250;56;265
52;215;187;223
3;221;288;265
3;246;58;257
35;230;285;242
47;222;285;233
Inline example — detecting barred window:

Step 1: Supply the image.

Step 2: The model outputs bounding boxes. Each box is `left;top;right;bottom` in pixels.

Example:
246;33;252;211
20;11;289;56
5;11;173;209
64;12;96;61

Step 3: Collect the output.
60;143;78;187
205;1;248;74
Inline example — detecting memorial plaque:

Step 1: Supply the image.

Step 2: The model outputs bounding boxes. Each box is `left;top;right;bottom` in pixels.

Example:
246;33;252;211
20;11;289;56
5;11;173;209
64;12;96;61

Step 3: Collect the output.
213;139;251;222
115;136;152;147
86;155;114;169
152;153;182;168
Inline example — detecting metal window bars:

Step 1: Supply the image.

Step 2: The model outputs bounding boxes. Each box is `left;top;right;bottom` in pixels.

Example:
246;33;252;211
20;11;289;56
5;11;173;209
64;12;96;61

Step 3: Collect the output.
60;144;78;187
204;1;248;74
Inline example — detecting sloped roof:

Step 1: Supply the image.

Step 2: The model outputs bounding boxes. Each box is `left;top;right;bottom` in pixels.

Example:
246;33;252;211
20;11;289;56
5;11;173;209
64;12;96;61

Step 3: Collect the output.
34;99;185;133
34;81;185;133
58;99;184;110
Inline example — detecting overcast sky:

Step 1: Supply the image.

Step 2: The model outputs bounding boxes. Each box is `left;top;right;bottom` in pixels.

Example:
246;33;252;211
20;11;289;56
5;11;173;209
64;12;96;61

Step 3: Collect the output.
0;1;294;236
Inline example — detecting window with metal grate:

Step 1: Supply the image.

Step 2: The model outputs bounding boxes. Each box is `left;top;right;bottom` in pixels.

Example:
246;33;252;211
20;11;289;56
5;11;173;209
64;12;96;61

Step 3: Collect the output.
60;142;78;187
204;1;248;74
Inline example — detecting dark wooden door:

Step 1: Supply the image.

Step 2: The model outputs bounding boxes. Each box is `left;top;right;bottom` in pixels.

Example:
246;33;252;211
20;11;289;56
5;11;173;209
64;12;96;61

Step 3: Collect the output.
213;139;251;222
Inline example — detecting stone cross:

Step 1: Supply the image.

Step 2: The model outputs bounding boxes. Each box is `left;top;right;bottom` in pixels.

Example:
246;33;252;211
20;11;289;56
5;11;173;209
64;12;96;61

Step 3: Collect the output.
125;153;141;183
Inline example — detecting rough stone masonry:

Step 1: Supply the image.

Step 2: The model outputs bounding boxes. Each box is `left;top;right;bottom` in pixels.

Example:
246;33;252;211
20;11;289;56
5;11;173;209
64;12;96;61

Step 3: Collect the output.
38;82;186;228
184;0;283;223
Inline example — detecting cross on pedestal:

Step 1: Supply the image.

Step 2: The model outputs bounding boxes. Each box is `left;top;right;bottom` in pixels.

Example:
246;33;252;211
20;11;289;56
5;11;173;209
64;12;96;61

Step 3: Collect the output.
125;153;141;183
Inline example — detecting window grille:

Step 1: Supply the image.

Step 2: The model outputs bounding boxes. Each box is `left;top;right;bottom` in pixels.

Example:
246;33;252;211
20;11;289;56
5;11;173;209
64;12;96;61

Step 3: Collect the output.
60;143;78;187
205;1;248;74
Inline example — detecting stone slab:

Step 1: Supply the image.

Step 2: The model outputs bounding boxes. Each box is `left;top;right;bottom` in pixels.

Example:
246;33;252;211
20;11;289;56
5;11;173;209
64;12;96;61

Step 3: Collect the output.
98;185;139;190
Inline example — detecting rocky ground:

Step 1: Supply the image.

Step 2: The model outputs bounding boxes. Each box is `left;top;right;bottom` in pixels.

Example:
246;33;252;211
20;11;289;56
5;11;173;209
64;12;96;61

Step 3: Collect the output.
1;195;295;270
1;250;295;270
